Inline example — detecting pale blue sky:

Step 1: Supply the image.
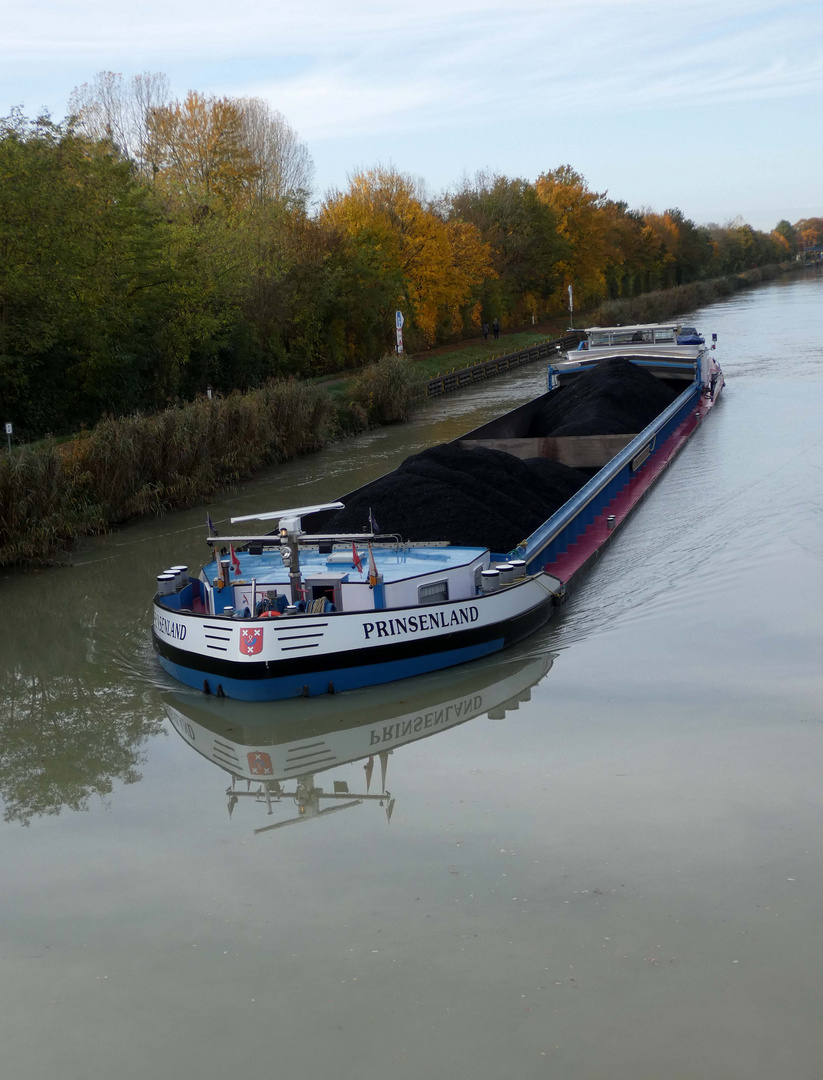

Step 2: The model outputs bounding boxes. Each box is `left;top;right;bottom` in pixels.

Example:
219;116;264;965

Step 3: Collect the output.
4;0;821;229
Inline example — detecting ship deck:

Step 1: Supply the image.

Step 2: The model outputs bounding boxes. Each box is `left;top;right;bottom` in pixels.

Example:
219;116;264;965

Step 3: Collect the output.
201;544;488;588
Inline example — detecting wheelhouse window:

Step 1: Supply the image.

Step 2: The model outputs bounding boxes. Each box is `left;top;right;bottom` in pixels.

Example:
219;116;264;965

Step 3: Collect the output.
653;328;676;343
621;329;655;344
418;580;449;604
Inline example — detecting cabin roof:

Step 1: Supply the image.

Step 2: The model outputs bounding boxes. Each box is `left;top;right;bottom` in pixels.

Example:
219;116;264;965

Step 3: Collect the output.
203;543;487;587
583;322;682;334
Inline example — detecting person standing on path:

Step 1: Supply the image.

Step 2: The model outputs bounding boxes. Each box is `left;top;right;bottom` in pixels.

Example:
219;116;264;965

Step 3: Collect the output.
482;322;489;340
492;318;500;339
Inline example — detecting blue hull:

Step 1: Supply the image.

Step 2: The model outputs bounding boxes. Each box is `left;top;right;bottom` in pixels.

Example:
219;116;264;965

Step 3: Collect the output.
156;638;505;701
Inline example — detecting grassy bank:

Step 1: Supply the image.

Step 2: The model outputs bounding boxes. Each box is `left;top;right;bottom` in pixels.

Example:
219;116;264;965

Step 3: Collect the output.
594;263;796;325
0;359;422;566
409;326;565;380
309;326;565;400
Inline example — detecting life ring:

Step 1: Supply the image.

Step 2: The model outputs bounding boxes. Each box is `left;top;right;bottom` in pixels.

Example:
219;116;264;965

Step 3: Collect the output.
260;610;281;618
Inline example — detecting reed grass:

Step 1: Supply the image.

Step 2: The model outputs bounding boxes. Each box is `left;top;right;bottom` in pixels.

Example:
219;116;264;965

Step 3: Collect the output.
0;380;338;566
594;264;791;326
348;354;427;425
0;441;105;565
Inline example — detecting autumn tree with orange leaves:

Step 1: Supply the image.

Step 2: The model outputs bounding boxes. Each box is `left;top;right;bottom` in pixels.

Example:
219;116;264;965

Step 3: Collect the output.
322;168;494;345
795;218;823;252
533;166;611;309
146;92;257;218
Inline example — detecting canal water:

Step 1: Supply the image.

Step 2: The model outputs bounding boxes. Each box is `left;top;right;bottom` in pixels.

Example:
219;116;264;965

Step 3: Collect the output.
2;272;822;1079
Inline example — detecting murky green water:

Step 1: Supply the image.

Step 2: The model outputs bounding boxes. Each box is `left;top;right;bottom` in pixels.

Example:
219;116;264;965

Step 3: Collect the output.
2;273;823;1079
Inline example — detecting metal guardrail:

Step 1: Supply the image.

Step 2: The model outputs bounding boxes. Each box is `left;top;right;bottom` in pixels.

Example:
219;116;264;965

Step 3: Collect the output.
424;333;583;398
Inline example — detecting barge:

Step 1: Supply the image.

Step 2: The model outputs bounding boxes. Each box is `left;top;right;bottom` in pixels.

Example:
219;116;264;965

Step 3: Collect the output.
152;325;723;700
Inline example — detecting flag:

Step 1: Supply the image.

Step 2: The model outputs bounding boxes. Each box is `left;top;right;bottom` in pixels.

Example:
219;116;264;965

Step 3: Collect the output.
368;507;379;533
367;542;379;588
230;544;241;575
352;542;363;574
206;512;218;536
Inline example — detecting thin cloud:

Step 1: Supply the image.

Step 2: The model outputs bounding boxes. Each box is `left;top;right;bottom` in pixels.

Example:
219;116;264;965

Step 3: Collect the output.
4;0;786;57
237;3;823;142
259;70;449;140
2;0;819;229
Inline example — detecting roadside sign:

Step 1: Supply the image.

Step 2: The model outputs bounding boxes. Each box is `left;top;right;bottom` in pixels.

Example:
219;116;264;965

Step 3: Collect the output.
395;310;404;330
4;423;11;435
396;327;404;354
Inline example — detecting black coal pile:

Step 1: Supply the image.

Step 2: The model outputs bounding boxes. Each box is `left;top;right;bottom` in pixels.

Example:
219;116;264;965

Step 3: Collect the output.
527;357;679;437
327;444;589;551
326;359;678;549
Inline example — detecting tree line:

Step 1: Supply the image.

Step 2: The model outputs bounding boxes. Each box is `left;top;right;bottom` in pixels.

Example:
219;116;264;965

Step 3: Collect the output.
1;71;819;440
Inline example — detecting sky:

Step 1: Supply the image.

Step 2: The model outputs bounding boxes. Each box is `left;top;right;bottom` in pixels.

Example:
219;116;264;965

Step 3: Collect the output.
3;0;821;230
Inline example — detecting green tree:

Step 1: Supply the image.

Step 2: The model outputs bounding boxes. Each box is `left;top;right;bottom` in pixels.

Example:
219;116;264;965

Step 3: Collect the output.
447;172;565;323
0;110;175;436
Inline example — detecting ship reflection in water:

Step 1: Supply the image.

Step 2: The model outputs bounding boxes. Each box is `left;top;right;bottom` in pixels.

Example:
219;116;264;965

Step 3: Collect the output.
163;650;553;833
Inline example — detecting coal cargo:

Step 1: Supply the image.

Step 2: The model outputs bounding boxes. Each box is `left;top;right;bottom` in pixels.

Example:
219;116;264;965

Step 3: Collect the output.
328;444;589;551
329;357;678;550
399;444;584;525
528;356;679;437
